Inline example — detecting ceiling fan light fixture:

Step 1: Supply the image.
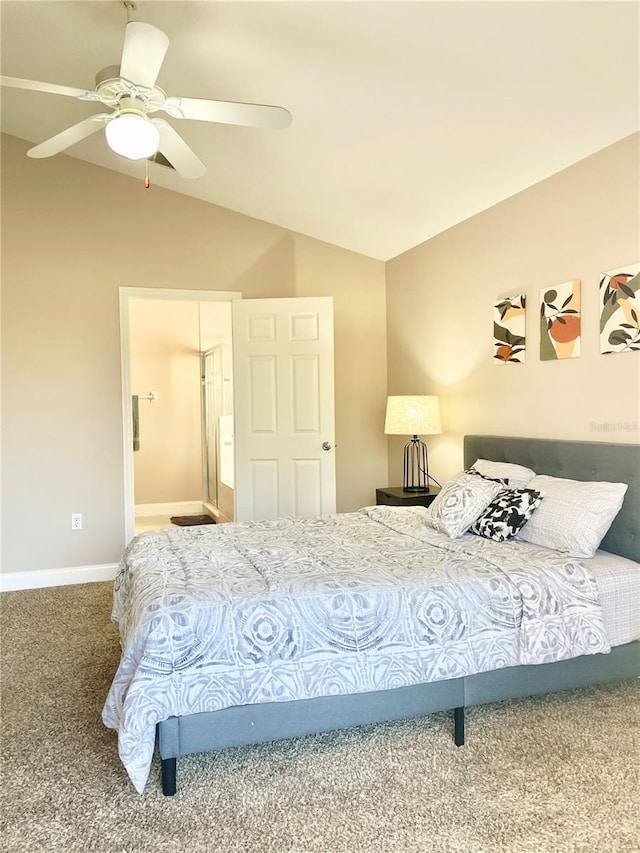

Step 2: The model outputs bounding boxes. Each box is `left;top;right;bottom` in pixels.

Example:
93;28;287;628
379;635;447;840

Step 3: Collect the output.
105;113;160;160
2;18;291;178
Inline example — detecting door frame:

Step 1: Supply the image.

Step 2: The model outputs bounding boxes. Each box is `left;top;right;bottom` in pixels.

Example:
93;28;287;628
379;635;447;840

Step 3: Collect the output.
119;287;241;544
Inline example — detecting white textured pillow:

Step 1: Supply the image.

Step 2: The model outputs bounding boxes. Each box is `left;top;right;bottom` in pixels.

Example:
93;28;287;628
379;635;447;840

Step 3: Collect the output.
426;472;504;538
516;475;628;558
471;458;536;489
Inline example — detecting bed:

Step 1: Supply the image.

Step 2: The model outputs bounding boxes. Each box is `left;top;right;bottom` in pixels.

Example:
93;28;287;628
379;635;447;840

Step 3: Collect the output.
103;435;640;795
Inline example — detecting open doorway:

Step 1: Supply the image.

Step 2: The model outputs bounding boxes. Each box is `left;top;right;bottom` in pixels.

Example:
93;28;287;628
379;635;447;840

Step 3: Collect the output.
119;288;241;543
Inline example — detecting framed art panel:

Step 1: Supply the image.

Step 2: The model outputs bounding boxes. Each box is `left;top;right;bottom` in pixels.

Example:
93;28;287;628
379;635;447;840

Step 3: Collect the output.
600;263;640;354
493;295;526;364
540;280;581;360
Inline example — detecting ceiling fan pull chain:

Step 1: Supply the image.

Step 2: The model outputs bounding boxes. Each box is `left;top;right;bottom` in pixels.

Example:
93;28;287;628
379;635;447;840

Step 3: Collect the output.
144;157;150;189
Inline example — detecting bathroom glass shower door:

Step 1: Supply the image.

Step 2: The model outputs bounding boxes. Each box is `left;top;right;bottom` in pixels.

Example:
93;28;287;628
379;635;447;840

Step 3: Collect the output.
202;349;217;510
201;345;234;519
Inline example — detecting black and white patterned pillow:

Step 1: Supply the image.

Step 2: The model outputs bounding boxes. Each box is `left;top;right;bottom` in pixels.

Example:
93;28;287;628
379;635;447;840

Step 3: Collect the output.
470;488;544;542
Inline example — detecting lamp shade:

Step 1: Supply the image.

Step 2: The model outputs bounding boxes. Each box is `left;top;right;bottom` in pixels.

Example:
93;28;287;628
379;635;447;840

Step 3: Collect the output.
384;395;441;436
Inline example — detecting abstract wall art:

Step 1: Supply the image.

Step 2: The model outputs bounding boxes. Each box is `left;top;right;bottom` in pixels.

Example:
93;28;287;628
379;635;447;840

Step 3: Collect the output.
540;280;581;360
599;263;640;354
493;294;526;364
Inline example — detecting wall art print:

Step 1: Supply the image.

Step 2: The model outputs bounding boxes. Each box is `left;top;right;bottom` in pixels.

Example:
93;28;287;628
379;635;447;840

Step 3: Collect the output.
540;279;581;360
494;294;526;364
600;263;640;354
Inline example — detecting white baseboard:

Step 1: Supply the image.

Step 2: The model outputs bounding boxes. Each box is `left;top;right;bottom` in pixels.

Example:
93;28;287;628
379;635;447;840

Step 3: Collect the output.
135;501;203;518
0;563;119;592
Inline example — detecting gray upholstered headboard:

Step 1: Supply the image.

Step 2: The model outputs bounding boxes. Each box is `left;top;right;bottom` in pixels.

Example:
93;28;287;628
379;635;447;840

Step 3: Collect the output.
464;435;640;563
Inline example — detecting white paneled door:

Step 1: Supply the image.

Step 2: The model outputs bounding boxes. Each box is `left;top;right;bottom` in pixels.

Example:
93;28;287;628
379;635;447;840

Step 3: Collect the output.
232;297;336;521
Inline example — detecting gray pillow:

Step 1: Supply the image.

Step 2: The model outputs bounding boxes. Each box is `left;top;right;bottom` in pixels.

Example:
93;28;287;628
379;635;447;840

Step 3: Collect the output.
426;472;504;539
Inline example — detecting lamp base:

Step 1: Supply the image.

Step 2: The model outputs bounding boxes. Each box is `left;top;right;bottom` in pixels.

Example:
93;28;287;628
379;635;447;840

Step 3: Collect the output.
403;436;430;491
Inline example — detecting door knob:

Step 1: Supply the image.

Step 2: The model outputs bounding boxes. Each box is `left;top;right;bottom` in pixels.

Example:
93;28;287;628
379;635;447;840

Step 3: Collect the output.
322;441;333;451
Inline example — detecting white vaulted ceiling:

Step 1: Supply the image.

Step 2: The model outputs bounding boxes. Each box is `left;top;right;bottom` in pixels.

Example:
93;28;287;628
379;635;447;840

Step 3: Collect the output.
1;0;638;260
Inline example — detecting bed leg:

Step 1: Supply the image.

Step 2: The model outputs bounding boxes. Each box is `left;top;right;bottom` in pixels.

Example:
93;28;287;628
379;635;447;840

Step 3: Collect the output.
161;757;177;796
454;706;465;747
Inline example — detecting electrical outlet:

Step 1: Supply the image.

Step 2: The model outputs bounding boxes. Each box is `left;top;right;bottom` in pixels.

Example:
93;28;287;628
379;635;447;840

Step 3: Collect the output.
71;513;83;530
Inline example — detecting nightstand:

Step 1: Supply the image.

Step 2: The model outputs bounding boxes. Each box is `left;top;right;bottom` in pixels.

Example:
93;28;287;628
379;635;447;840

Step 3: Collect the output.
376;486;440;508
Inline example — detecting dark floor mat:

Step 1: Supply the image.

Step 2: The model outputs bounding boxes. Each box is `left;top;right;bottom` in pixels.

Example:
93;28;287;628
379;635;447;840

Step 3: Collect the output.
170;514;216;526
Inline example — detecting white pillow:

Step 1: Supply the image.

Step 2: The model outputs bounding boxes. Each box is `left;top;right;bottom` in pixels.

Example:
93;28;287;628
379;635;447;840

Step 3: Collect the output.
516;475;628;558
471;458;536;489
426;472;504;538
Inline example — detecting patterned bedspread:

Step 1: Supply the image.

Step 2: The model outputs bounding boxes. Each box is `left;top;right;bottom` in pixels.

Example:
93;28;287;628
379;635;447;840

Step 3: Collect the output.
102;506;610;792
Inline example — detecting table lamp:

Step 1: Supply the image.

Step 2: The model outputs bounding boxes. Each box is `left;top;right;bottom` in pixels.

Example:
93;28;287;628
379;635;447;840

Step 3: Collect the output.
384;395;441;491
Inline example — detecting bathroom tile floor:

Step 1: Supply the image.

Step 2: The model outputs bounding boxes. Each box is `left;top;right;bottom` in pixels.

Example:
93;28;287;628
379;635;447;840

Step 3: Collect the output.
134;515;173;536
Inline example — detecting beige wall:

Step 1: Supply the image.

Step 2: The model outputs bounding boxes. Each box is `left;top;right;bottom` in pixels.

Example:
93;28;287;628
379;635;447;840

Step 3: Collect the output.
1;133;388;574
130;299;202;506
5;128;635;577
293;236;392;513
385;133;640;486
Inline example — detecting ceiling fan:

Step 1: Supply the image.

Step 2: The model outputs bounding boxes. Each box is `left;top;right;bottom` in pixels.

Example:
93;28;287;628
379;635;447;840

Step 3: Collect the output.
0;19;292;179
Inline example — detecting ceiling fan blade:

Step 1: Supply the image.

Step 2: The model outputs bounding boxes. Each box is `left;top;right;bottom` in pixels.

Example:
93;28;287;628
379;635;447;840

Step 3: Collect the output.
163;96;292;130
120;22;169;89
0;75;93;99
154;120;206;178
27;115;108;159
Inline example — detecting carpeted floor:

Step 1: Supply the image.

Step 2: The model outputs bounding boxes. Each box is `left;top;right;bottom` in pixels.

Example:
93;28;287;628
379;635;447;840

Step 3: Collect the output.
0;582;638;853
